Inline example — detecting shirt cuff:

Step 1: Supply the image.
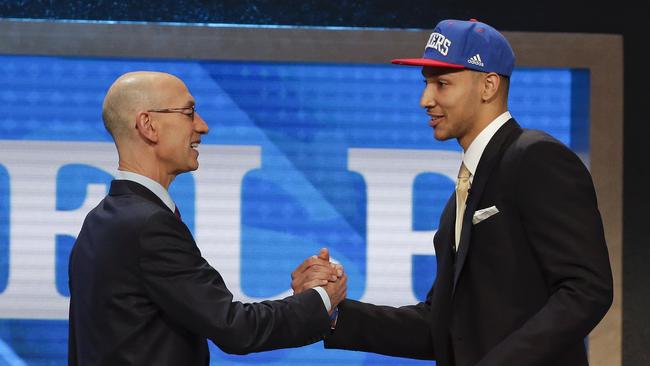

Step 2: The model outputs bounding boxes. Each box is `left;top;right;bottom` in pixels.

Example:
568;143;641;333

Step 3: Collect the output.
313;286;331;313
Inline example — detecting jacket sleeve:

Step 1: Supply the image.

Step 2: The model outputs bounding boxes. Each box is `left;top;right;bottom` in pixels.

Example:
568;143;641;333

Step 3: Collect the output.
323;293;435;360
137;212;330;355
477;138;613;365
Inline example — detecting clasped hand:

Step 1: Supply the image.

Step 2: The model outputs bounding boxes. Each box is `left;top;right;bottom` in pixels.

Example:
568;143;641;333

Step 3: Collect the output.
291;248;347;314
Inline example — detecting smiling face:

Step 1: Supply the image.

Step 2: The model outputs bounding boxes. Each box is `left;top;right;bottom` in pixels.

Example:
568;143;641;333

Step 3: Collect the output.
420;67;486;150
149;76;209;176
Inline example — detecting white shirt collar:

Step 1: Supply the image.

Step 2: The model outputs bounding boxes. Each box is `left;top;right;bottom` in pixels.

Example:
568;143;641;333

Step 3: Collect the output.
463;111;512;182
115;170;176;213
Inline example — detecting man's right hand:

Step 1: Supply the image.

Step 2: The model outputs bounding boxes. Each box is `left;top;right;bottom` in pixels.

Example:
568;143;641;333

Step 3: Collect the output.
291;248;347;312
323;272;347;312
316;248;347;311
291;248;343;293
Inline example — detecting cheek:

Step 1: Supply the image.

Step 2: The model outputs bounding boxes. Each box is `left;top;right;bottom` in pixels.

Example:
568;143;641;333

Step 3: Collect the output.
168;132;191;149
159;137;187;161
452;92;477;116
437;91;459;110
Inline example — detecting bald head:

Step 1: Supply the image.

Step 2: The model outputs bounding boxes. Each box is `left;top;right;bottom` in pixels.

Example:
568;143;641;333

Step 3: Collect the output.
102;71;187;142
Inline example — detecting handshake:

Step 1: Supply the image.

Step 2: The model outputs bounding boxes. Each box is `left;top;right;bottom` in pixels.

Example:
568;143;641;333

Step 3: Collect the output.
291;248;347;316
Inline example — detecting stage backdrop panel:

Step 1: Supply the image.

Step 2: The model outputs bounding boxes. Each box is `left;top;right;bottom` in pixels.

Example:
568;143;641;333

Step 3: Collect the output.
0;54;588;365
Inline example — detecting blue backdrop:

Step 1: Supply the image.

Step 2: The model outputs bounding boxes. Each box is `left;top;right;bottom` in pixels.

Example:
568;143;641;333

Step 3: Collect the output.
0;55;588;365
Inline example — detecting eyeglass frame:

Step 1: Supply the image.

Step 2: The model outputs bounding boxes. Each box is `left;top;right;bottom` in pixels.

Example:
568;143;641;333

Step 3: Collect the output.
146;105;195;121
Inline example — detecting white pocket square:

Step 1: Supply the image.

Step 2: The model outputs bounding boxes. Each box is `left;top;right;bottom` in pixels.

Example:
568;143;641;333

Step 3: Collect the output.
472;206;500;225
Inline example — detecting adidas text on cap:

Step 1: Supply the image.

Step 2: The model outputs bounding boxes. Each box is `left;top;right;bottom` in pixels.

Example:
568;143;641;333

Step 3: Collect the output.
392;19;515;77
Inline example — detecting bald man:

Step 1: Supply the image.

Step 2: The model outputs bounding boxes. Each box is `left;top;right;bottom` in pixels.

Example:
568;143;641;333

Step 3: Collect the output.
68;72;347;366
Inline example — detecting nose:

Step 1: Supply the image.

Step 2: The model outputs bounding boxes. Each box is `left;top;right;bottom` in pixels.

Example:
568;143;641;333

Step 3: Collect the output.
194;112;209;135
420;82;436;109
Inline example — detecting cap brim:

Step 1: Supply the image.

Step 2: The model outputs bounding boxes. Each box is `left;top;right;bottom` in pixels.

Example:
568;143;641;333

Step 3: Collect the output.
391;58;466;69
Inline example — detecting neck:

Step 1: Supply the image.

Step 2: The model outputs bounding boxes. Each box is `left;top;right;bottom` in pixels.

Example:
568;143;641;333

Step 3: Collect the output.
117;158;175;189
459;108;507;151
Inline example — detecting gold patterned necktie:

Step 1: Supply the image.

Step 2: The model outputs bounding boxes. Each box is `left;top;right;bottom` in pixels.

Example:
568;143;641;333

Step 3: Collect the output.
454;163;471;251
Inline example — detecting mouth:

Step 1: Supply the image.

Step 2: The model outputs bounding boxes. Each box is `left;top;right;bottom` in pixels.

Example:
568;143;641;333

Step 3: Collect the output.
428;114;444;127
190;141;200;150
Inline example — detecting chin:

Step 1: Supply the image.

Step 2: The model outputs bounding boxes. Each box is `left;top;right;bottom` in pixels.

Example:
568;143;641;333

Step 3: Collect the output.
175;163;199;175
434;130;450;142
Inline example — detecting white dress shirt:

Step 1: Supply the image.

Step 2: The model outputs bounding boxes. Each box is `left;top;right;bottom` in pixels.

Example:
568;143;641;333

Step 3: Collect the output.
114;170;332;312
462;111;512;183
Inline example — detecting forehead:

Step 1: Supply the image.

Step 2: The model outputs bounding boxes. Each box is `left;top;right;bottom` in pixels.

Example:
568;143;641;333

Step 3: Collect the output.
157;76;194;104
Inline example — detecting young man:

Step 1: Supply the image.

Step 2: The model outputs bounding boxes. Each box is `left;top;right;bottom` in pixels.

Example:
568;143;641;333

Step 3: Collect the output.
293;19;613;366
68;71;346;365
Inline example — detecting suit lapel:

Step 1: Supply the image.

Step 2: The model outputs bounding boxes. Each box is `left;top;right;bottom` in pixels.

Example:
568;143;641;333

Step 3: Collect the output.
452;119;522;294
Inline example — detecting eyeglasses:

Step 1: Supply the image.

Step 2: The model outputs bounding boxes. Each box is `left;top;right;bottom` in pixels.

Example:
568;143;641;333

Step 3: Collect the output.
147;105;195;120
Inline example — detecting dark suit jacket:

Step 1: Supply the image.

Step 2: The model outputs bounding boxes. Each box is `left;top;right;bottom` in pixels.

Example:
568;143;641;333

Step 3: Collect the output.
324;119;613;366
69;180;329;365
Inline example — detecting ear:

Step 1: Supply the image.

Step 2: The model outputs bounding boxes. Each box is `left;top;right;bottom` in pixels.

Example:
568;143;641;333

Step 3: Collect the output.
134;111;158;143
481;72;501;103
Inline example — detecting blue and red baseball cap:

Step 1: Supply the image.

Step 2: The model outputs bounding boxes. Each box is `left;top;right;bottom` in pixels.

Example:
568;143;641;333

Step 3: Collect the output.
392;19;515;77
